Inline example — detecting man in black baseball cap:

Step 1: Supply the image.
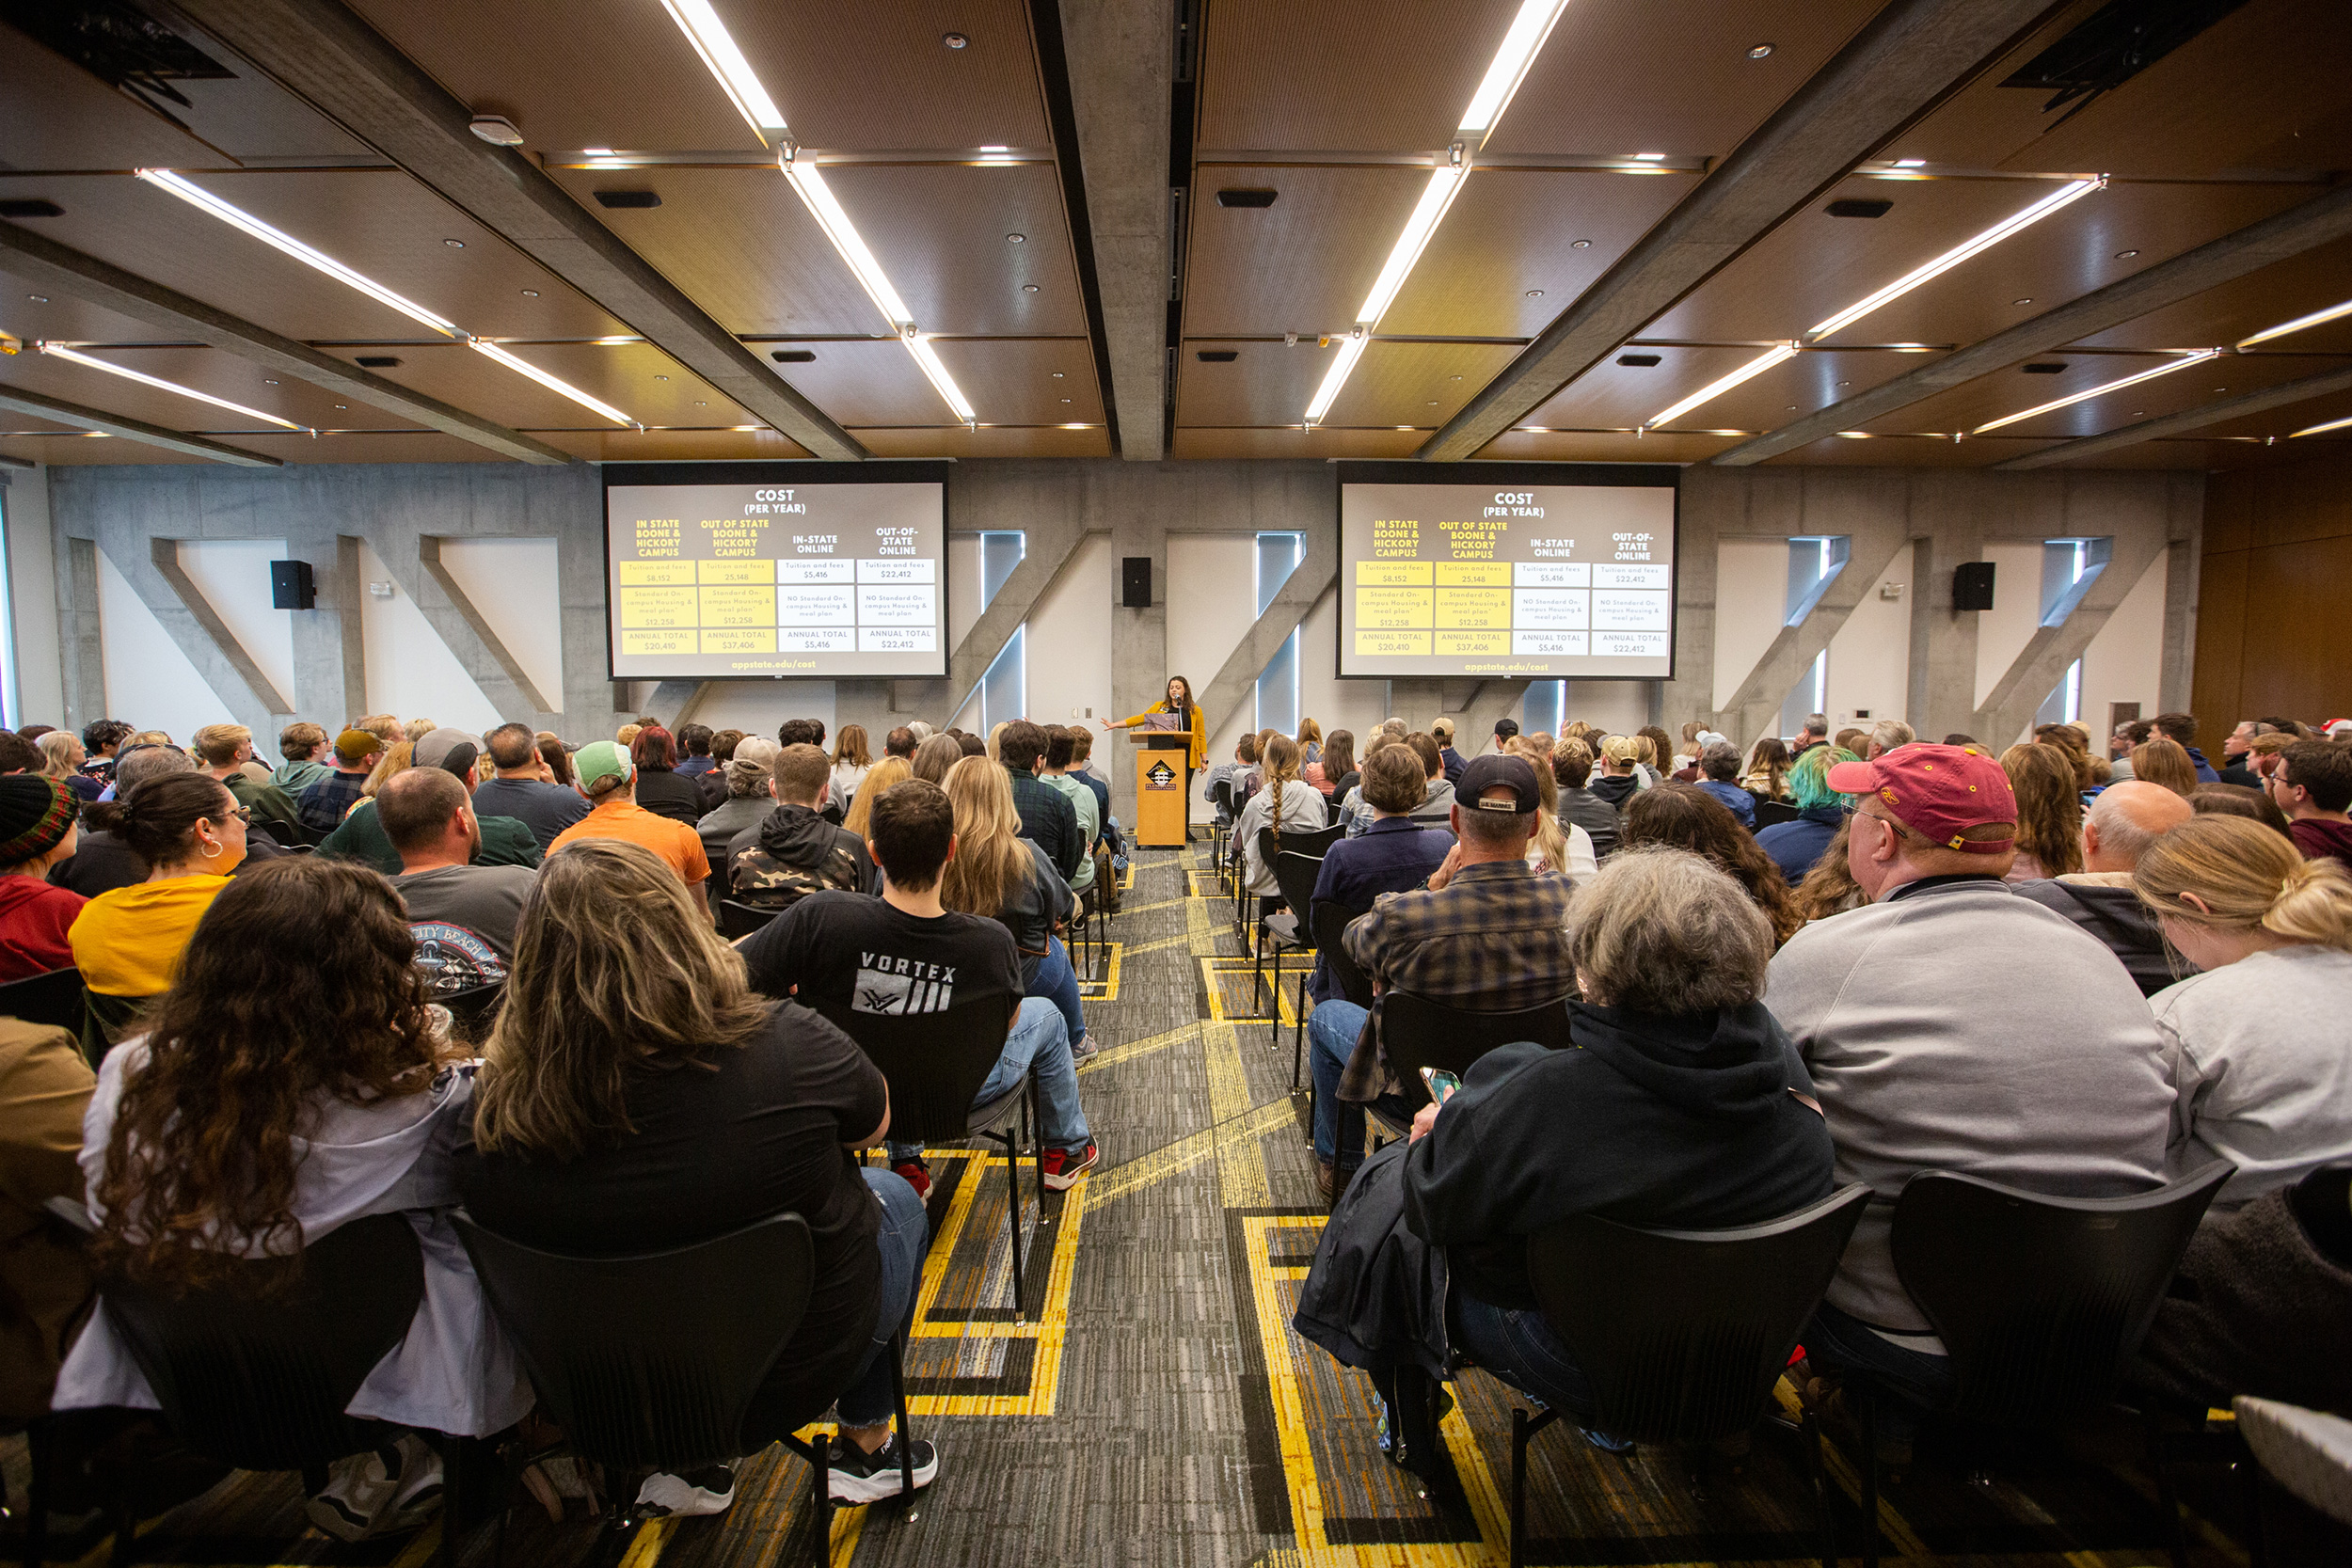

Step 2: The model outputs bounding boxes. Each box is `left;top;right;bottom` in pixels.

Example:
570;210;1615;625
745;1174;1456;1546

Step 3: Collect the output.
1303;749;1577;1202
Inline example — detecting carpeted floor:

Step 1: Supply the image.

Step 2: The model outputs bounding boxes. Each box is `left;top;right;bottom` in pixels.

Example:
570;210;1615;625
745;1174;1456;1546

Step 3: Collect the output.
0;837;2276;1567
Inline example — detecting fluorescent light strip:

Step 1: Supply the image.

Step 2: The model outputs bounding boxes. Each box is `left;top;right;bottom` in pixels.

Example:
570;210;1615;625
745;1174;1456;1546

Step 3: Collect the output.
1305;334;1370;425
782;155;914;328
1646;342;1797;428
2239;297;2352;350
135;169;463;339
39;342;306;431
468;340;636;426
1807;177;2102;341
657;0;787;138
1456;0;1572;139
1971;349;2219;435
1356;165;1469;326
901;335;975;421
2290;413;2352;438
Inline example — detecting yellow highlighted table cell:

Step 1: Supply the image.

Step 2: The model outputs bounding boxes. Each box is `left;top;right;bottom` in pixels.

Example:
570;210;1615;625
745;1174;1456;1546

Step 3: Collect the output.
701;628;775;654
616;586;698;627
1435;629;1508;656
621;628;694;656
616;561;692;586
698;585;776;626
1355;560;1433;586
697;560;771;585
1354;586;1433;629
1434;587;1510;629
1356;629;1431;657
1434;562;1511;586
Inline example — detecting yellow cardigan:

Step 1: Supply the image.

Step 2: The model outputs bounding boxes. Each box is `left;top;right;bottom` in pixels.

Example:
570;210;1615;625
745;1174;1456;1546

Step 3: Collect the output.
1114;701;1207;771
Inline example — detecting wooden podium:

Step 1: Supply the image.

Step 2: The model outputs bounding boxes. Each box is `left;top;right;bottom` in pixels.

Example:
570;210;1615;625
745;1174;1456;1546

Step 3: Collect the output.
1130;731;1192;848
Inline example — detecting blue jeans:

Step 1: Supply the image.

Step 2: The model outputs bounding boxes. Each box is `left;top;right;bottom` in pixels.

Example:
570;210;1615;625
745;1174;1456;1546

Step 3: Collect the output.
888;996;1091;1163
1450;1291;1596;1422
835;1168;928;1428
1030;935;1087;1050
1309;1000;1369;1166
1803;1300;1953;1442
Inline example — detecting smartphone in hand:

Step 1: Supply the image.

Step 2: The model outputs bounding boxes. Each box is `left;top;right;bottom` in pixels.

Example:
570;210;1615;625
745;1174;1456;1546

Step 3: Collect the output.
1420;1067;1461;1105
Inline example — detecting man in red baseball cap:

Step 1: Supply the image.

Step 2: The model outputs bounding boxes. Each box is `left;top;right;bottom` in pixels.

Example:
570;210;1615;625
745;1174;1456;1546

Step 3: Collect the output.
1764;740;2172;1462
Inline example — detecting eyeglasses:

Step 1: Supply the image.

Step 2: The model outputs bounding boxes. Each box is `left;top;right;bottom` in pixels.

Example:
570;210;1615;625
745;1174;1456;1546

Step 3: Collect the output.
225;806;252;822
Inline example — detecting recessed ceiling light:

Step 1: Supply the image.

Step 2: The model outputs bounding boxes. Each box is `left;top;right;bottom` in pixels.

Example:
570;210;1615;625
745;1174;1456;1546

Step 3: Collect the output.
654;374;669;381
1747;42;1773;58
27;295;46;303
264;379;279;385
1972;349;2219;434
694;400;707;405
943;31;968;48
660;0;789;138
1525;289;1544;298
520;289;539;297
733;424;758;432
1022;283;1040;293
2214;387;2227;392
2012;297;2032;306
1836;379;1851;387
1060;397;1072;404
1806;178;2100;341
1570;239;1590;248
1451;374;1462;380
1425;400;1438;405
1051;372;1064;378
2133;410;2145;417
38;343;308;431
445;238;466;248
1007;232;1025;244
1786;404;1799;411
334;404;347;409
1457;0;1572;140
2115;248;2138;259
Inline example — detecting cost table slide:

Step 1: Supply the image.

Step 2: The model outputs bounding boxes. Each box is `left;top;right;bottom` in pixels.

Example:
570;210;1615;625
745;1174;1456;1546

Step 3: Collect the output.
1337;470;1678;679
603;465;947;679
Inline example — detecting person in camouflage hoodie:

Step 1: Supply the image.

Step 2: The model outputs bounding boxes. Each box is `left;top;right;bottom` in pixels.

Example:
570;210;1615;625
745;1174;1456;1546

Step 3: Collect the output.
729;743;872;910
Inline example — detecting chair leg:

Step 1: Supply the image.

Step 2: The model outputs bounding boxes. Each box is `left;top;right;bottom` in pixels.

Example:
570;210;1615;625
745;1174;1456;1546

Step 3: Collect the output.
809;1438;831;1566
1294;970;1308;1075
1509;1406;1529;1568
440;1436;465;1568
1854;1378;1881;1568
2144;1408;2191;1568
1801;1408;1834;1568
107;1465;135;1568
1030;1081;1046;1212
887;1329;918;1520
25;1418;51;1568
1001;1132;1026;1323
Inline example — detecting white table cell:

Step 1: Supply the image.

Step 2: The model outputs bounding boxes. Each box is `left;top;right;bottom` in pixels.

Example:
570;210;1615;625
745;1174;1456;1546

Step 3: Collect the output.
779;587;856;626
1512;630;1589;657
777;559;855;583
858;627;938;653
1514;562;1591;587
1594;562;1670;590
1592;630;1670;658
858;585;937;626
1512;588;1589;629
1591;590;1671;630
857;557;936;583
779;628;856;652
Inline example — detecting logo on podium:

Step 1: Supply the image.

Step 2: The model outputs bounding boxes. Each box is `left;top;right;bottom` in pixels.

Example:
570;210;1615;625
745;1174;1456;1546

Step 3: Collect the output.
1146;760;1177;790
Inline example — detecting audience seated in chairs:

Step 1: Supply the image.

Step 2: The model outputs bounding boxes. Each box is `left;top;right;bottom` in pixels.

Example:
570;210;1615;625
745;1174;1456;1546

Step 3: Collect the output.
1202;734;1259;818
1753;743;1857;885
1305;746;1454;1013
1765;742;2171;1461
1000;721;1084;887
1620;784;1804;946
474;722;589;852
1037;728;1098;899
2010;780;2193;996
54;745;246;899
455;838;933;1514
695;736;778;886
2270;739;2352;867
1236;735;1326;897
739;778;1096;1201
69;773;250;1045
0;1017;94;1421
1742;736;1793;801
910;733;962;785
1431;717;1466;785
1692;740;1756;828
674;721;718;780
320;729;541;877
57;857;527;1539
194;723;300;832
627;725;707;827
2134;815;2352;1211
379;768;534;994
548;741;713;916
295;728;383;833
1587;736;1642;812
1295;847;1836;1455
1309;756;1575;1204
2000;740;2086;884
271;721;333;797
1788;818;1870;924
940;756;1088;1060
1550;739;1619;863
1507;736;1595;879
729;743;870;911
0;776;87;982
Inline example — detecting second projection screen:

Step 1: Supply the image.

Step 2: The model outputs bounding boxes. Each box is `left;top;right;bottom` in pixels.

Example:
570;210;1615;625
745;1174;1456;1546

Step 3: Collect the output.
1338;473;1677;679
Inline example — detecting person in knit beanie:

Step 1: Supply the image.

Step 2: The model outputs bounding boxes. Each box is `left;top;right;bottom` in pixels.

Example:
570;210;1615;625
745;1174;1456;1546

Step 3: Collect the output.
0;776;87;982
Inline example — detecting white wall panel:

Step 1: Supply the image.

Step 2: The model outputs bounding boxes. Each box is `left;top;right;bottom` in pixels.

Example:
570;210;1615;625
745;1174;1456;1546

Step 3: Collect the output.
175;539;295;712
1973;542;2047;710
1712;538;1791;710
96;546;230;741
2080;550;2167;737
358;541;503;734
438;538;564;707
1026;531;1114;726
1826;557;1912;733
5;467;63;729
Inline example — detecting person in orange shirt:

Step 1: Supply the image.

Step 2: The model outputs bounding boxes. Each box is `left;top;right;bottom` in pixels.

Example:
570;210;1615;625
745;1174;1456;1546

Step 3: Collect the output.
548;741;714;923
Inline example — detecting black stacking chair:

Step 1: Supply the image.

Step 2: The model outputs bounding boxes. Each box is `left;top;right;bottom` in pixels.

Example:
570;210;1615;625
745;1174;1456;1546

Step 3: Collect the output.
1370;991;1574;1147
1836;1163;2236;1568
813;994;1044;1320
102;1213;461;1568
1756;799;1801;828
1208;779;1236;865
1257;850;1327;1051
719;898;779;940
1297;902;1371;1119
0;967;86;1034
1510;1184;1873;1568
1246;822;1342;958
456;1210;916;1560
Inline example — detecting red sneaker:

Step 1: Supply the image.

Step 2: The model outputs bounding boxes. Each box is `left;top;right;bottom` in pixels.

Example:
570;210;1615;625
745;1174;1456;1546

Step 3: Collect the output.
1041;1142;1098;1191
893;1161;932;1202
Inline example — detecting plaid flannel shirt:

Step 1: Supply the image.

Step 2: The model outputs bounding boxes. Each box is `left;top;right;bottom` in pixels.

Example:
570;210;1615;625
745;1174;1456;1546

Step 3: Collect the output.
1336;858;1578;1101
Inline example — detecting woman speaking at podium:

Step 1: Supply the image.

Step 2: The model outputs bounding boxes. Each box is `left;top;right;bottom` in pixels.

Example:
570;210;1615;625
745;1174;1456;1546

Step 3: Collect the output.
1104;675;1207;775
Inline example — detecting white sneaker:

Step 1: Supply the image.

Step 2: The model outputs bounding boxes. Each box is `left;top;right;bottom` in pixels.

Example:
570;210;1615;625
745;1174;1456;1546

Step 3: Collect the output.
633;1464;737;1518
307;1432;443;1541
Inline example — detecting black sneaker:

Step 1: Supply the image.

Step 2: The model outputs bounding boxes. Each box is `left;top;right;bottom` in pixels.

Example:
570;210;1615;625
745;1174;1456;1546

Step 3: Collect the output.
827;1433;938;1503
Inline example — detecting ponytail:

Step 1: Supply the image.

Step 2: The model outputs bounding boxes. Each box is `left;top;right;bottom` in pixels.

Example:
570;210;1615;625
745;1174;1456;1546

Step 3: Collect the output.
1262;734;1302;856
2135;814;2352;955
2265;857;2352;953
84;773;236;870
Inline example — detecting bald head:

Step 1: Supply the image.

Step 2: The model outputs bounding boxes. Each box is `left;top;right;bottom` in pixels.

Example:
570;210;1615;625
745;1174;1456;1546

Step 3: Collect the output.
2083;780;2192;873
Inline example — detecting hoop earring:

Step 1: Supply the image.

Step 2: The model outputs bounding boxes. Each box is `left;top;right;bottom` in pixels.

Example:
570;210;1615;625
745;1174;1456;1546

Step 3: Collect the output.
199;839;224;860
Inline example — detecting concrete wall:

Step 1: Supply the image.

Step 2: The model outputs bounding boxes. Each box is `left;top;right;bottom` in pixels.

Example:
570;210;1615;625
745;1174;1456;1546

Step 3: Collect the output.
38;458;2199;818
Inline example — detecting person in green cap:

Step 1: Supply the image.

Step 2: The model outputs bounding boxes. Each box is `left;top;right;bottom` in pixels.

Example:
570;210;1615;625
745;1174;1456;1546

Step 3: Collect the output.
548;740;714;920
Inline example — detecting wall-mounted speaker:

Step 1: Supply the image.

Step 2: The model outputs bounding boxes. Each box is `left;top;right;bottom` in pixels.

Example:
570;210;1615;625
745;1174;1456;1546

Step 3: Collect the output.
270;558;315;610
1121;556;1152;609
1952;561;1995;611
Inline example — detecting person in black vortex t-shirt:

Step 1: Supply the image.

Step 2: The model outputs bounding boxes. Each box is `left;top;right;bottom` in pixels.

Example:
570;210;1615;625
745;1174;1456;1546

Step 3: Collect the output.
454;839;937;1513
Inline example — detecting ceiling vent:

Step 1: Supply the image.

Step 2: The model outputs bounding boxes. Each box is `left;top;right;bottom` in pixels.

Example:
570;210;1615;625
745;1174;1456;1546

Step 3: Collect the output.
1196;350;1238;362
2001;0;2253;121
593;190;660;210
0;0;232;116
1616;353;1662;367
2023;361;2067;373
0;199;64;219
770;349;817;363
356;356;402;368
1825;198;1892;219
1216;189;1278;209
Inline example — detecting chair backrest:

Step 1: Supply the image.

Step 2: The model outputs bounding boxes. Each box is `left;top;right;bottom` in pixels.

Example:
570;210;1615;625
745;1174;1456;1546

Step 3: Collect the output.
1889;1163;2234;1426
1530;1184;1871;1445
2289;1161;2352;1269
0;966;86;1034
812;992;1018;1144
1211;779;1234;815
1255;823;1343;871
718;898;778;940
1268;851;1326;933
1309;902;1374;1006
102;1212;425;1472
1756;799;1800;828
456;1211;812;1469
1378;989;1573;1098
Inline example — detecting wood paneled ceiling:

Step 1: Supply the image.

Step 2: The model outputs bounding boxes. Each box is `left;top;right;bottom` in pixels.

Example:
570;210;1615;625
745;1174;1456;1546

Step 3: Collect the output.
3;0;2349;470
